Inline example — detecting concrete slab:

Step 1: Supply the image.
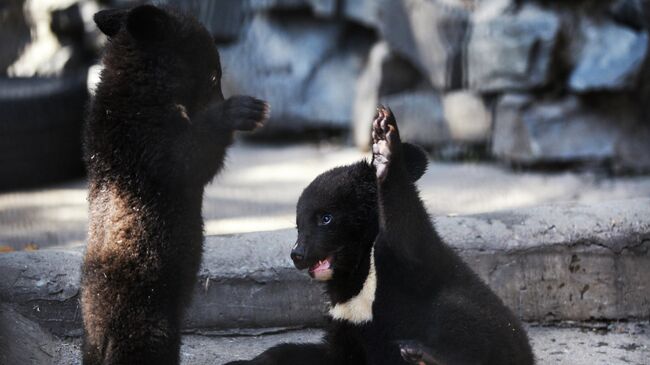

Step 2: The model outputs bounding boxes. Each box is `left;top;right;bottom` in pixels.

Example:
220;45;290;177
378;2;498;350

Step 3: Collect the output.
0;251;82;336
2;284;648;365
210;322;650;365
0;304;61;365
529;322;650;365
187;199;650;329
43;322;650;365
1;200;648;336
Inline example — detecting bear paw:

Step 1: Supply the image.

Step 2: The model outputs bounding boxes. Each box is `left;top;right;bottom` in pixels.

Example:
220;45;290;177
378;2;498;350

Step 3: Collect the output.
372;105;401;182
224;95;270;131
398;340;440;365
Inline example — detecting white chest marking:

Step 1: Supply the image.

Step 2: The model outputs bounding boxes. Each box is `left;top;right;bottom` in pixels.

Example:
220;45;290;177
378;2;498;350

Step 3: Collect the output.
329;248;376;324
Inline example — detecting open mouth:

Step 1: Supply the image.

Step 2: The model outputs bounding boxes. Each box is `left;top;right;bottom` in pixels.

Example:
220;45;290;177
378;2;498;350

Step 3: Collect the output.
308;255;334;281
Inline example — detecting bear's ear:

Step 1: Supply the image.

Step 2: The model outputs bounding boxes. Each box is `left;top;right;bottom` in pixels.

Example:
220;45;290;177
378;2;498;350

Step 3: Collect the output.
94;8;128;37
126;4;171;42
402;143;428;182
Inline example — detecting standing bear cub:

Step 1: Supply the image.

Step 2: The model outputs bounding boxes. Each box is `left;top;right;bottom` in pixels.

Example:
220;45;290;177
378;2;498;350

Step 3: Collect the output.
81;5;268;365
227;107;533;365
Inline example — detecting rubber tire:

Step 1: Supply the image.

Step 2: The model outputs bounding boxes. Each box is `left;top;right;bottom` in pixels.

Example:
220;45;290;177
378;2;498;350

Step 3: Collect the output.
0;72;88;191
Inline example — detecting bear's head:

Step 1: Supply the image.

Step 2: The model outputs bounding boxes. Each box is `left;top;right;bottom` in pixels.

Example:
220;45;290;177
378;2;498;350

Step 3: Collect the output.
293;143;428;283
93;4;223;112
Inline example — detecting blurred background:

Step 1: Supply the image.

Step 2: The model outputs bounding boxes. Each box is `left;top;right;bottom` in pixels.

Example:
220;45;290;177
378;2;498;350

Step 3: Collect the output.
2;0;650;251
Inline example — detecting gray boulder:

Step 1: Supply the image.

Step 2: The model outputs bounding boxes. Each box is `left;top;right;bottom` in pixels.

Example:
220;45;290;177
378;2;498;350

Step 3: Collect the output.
568;18;648;92
343;0;380;28
378;0;471;90
492;94;650;171
159;0;247;41
220;14;371;131
467;3;560;92
442;91;492;144
249;0;337;17
162;0;342;40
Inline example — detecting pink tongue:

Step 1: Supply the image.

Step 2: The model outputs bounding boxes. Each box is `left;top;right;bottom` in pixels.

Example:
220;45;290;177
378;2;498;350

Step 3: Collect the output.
311;259;330;272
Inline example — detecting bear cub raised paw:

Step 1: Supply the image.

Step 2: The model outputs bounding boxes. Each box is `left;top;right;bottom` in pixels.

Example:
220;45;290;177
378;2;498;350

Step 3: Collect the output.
81;5;268;365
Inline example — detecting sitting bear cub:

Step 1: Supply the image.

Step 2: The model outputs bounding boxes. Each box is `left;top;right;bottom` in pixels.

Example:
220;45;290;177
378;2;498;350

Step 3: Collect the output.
81;5;268;365
227;107;533;365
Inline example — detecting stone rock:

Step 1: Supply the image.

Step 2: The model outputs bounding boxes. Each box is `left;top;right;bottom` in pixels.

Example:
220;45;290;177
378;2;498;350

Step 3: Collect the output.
378;0;471;90
492;94;650;171
471;0;513;21
299;43;367;128
352;41;428;149
467;4;560;92
492;94;616;163
441;91;491;143
568;18;648;92
159;0;247;41
380;91;448;147
249;0;337;18
343;0;380;28
162;0;339;40
220;14;371;131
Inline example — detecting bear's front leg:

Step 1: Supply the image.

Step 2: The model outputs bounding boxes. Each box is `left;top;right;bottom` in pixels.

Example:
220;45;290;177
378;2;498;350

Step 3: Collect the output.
370;105;436;264
193;95;269;132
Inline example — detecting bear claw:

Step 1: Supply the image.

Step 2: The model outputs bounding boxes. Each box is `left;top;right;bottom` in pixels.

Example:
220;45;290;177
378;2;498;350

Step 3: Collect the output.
400;344;424;364
397;341;442;365
372;105;400;182
225;95;270;132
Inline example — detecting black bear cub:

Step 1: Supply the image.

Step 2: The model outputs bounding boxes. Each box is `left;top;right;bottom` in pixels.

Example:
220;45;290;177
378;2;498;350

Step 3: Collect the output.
227;107;533;365
81;5;268;365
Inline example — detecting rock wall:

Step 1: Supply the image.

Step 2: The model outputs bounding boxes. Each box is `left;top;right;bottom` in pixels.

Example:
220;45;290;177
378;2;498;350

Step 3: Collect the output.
165;0;650;171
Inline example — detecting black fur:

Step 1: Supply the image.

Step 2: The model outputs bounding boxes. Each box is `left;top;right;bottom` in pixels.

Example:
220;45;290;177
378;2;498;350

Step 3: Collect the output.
227;107;533;365
81;5;268;365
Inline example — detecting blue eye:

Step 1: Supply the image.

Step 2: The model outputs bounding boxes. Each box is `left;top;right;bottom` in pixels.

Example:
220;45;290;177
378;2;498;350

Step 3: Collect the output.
319;214;333;226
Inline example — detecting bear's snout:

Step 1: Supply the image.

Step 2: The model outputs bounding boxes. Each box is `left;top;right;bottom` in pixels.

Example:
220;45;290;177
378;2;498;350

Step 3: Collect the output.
290;243;308;269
